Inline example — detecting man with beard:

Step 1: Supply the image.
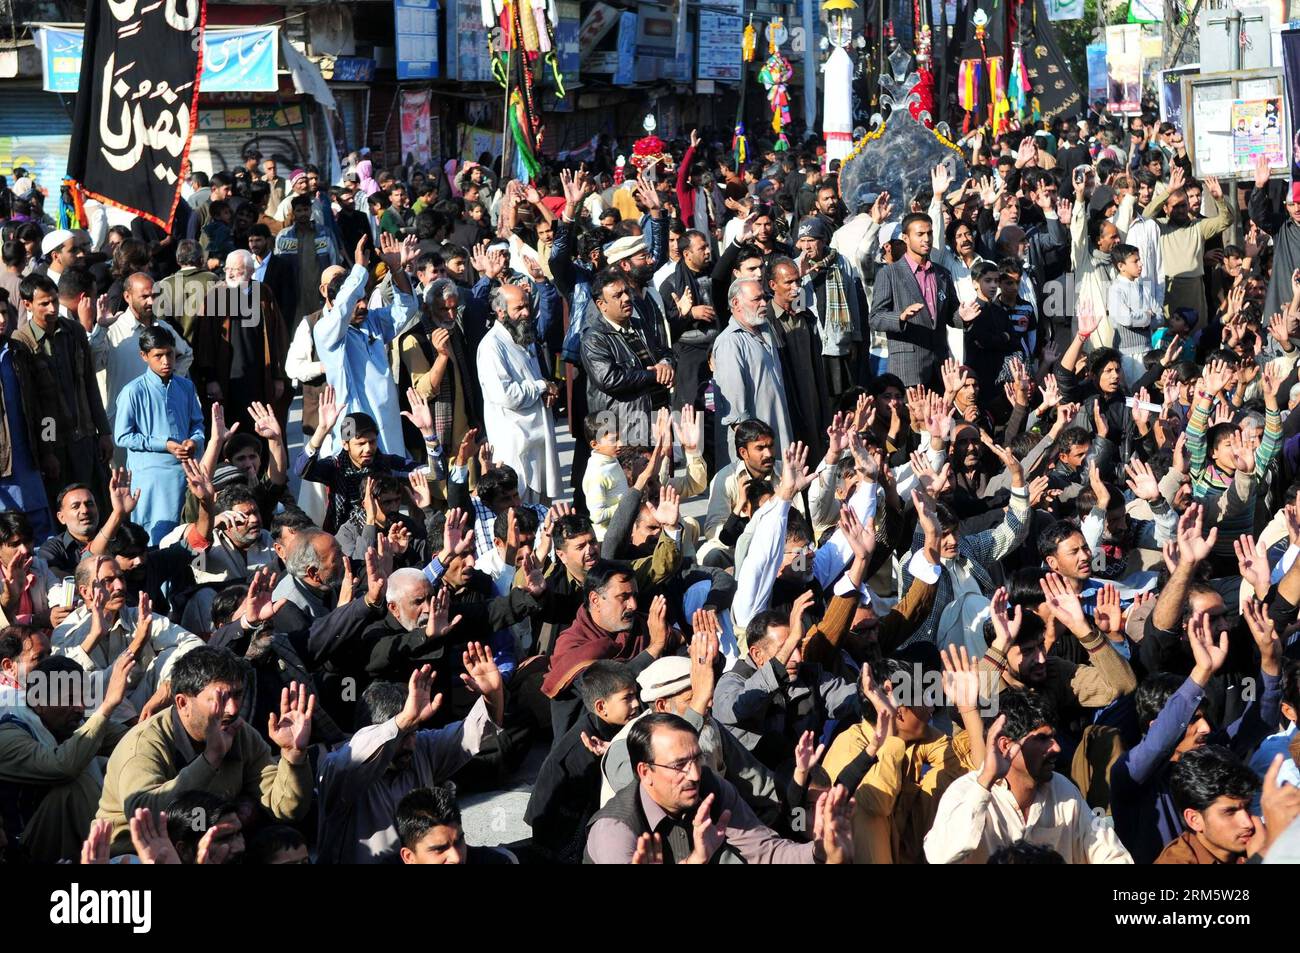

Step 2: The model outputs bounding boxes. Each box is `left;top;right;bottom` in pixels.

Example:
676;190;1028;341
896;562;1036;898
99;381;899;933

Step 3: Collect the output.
1141;169;1232;327
317;650;503;863
766;258;831;459
975;582;1136;740
0;653;133;863
193;250;290;433
248;223;296;331
797;216;864;392
89;271;193;429
924;689;1133;863
320;567;457;727
659;230;717;412
396;278;481;464
477;282;561;503
714;602;863;769
52;554;203;722
711;277;794;464
96;645;315;855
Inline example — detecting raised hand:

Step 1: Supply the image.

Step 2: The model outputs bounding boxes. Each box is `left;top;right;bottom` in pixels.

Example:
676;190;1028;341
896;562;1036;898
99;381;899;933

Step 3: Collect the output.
267;681;315;755
248;400;282;441
686;793;731;864
630;832;664;864
777;440;812;501
401;386;436;436
838;506;877;564
441;507;475;559
1040;573;1089;635
988;586;1021;653
672;403;701;455
1187;610;1230;685
977;714;1019;789
80;818;113;864
181;457;215;504
1094;584;1123;638
941;645;982;713
107;467;141;515
653;484;681;530
234;566;283;626
317;384;342;436
812;784;855;864
129;808;181;864
396;664;443;731
1241;597;1283;676
1235;535;1270;598
1175;503;1218;564
408;468;433;510
461;642;505;721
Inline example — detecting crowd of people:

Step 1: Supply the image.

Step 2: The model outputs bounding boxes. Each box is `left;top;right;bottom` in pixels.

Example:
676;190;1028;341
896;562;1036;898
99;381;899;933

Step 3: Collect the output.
1;104;1300;866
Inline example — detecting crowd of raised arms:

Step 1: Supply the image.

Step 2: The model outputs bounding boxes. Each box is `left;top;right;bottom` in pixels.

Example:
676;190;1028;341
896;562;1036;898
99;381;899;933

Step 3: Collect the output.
2;107;1300;867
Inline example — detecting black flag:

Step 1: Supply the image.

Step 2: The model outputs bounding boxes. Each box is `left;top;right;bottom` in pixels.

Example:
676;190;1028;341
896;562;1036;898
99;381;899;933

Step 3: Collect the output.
1020;0;1083;121
67;0;205;231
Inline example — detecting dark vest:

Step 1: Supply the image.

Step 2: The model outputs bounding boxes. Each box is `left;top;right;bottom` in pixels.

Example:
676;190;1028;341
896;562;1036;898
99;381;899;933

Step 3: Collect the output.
582;768;743;864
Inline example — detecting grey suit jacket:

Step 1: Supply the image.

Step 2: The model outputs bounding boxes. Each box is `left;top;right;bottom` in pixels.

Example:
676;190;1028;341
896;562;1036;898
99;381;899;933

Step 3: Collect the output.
868;256;958;387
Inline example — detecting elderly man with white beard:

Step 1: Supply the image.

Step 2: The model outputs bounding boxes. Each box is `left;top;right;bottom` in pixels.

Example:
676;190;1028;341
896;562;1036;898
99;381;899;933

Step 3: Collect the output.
710;277;794;462
192;249;291;433
477;282;562;503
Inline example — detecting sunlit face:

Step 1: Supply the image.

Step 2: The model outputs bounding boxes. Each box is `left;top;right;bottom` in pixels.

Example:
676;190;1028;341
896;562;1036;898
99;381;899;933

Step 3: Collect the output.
388;579;432;631
904;219;933;257
770;262;799;306
738;435;775;476
1047;531;1093;581
1011;724;1059;783
588;574;638;633
401;824;468;864
58;488;99;539
143;346;175;382
637;727;705;815
557;531;599;576
1188;796;1256;858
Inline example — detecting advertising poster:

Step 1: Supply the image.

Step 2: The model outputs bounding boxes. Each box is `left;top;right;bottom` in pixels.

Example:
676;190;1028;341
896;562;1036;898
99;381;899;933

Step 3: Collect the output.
1086;42;1108;106
1105;24;1142;114
400;89;433;163
1231;97;1286;174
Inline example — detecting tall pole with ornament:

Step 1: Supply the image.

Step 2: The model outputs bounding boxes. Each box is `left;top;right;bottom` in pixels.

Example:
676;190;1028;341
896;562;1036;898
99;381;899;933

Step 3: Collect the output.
822;0;857;165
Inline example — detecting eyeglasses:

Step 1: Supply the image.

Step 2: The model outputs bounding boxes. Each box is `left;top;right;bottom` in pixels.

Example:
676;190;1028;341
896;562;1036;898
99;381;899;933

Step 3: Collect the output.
647;755;703;775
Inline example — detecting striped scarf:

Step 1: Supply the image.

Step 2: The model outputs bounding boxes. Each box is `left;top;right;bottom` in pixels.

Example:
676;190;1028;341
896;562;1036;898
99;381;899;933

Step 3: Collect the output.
808;251;851;331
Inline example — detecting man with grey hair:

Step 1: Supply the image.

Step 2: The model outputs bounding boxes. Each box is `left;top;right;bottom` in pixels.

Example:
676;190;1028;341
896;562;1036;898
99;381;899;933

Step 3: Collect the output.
709;276;793;461
154;238;215;344
316;648;504;863
478;282;561;502
394;276;482;461
192;247;290;431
